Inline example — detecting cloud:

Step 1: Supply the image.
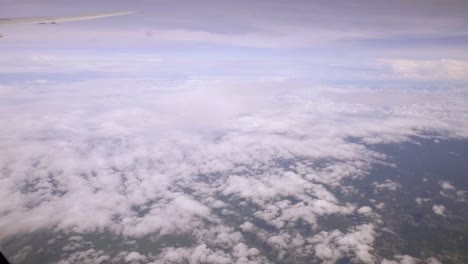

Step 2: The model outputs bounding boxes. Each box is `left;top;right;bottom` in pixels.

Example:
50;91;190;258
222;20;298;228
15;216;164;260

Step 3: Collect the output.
123;252;147;263
0;75;467;262
432;204;447;216
153;243;269;264
357;206;373;216
372;180;401;192
440;181;455;190
0;23;382;49
56;249;110;264
382;255;442;264
385;59;468;80
309;224;376;263
0;52;163;74
415;197;431;205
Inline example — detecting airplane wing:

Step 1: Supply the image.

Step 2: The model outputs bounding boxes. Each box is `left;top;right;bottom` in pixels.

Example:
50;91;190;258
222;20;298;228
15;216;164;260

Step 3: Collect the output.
0;11;138;25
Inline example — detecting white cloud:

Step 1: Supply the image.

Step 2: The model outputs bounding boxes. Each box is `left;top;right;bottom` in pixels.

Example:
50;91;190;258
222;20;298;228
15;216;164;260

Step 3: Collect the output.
385;59;468;80
373;180;401;192
124;252;147;263
382;255;441;264
357;206;373;216
382;255;419;264
57;249;110;264
0;76;467;262
426;257;442;264
0;24;380;49
440;181;455;190
415;197;431;205
432;205;446;216
153;243;269;264
309;224;376;263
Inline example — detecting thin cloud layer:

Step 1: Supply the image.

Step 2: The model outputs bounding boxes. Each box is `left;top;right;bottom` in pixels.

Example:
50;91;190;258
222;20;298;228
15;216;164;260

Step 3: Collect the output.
385;59;468;80
2;0;468;56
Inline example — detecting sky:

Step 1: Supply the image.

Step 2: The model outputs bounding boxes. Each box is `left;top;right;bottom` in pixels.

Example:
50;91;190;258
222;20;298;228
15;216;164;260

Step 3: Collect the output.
1;0;468;82
0;1;468;263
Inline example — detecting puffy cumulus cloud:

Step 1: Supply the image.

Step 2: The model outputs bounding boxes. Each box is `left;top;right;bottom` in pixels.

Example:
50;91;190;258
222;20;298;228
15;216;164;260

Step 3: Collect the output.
56;249;110;264
382;255;418;264
251;198;355;230
382;255;442;264
57;243;267;264
432;205;447;216
372;179;401;192
415;197;432;205
57;237;149;264
309;224;376;263
192;226;243;249
385;59;468;80
120;251;147;263
438;181;468;202
0;77;467;262
357;206;373;216
440;181;455;190
154;243;268;264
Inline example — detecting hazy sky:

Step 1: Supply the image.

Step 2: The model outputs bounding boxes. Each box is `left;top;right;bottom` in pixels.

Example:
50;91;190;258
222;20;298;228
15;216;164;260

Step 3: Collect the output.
1;0;468;53
1;0;468;84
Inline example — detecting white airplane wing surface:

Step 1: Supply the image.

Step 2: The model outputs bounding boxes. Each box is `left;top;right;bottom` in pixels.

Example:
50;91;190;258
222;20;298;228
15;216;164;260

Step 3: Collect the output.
0;11;137;25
